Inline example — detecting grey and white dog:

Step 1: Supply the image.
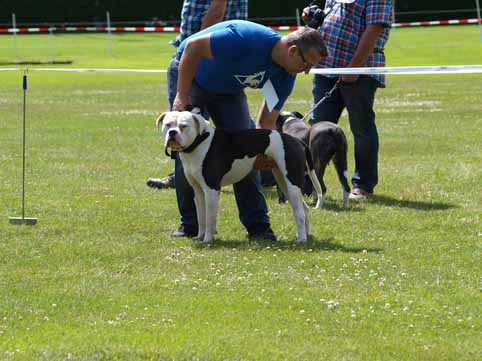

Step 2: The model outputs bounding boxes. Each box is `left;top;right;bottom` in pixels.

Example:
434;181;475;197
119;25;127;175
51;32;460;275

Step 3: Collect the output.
276;111;350;208
157;109;324;243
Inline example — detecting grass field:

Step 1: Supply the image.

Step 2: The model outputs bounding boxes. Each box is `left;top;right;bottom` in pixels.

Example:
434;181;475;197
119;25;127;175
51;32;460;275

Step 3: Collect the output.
0;25;481;360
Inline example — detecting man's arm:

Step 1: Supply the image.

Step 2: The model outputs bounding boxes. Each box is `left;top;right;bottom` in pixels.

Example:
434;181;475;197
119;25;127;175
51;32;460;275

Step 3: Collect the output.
256;101;280;130
253;101;280;170
201;0;228;29
341;23;384;83
173;35;213;111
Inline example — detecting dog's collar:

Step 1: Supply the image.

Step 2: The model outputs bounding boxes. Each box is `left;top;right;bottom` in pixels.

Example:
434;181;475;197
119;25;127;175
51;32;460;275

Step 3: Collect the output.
164;131;210;157
182;131;210;153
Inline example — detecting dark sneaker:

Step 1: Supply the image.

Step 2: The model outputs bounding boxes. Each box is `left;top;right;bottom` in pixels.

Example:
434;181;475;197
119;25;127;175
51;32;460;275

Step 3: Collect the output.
248;224;277;241
147;174;175;189
349;188;372;200
171;224;198;238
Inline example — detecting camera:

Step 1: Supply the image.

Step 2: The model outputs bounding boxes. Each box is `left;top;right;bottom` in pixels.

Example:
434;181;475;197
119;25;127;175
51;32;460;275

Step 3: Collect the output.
305;2;330;29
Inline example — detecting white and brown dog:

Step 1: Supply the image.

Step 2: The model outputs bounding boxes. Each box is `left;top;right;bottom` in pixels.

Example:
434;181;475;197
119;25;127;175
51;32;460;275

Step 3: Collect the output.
156;109;324;243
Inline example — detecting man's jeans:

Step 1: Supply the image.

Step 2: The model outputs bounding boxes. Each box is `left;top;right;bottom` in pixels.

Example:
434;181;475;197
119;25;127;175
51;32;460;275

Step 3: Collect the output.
169;60;270;231
167;55;178;109
311;75;379;193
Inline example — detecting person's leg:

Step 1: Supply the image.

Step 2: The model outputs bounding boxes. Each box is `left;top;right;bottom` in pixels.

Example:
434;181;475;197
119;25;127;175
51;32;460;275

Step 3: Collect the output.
206;90;273;239
260;170;276;187
340;76;379;194
167;55;179;110
310;75;344;125
147;55;179;190
171;152;198;236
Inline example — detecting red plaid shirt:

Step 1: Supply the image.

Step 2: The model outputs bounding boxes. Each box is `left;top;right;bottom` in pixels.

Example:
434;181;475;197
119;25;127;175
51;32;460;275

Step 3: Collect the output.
320;0;393;86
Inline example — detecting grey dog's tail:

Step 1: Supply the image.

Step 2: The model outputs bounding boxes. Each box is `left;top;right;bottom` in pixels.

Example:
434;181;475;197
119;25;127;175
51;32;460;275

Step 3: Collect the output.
304;142;324;208
332;131;351;194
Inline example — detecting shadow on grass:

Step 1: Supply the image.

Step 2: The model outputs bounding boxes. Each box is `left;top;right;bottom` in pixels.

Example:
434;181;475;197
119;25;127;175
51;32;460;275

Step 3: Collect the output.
227;188;456;212
318;202;362;213
194;237;382;254
370;194;455;211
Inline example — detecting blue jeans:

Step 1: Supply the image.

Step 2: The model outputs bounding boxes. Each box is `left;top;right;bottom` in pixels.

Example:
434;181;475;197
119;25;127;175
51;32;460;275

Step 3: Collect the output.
170;68;270;231
310;75;379;193
167;55;178;110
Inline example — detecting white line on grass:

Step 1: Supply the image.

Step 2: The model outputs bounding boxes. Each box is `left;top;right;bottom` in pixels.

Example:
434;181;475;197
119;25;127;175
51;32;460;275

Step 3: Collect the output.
1;65;482;74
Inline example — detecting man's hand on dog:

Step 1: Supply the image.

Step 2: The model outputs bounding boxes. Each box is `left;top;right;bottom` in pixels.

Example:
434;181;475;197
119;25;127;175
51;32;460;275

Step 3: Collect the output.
173;93;192;111
254;154;277;170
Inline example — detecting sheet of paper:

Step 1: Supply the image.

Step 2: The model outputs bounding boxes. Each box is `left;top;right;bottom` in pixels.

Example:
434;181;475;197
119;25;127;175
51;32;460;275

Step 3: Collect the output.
261;79;279;112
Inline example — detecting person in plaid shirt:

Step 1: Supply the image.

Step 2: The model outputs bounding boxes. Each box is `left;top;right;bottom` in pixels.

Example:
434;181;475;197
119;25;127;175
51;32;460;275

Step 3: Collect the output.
147;0;248;195
303;0;393;200
171;0;248;48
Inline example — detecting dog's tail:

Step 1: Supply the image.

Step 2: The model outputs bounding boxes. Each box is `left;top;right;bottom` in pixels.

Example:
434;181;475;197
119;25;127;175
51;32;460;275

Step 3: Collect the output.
332;130;351;208
304;144;324;209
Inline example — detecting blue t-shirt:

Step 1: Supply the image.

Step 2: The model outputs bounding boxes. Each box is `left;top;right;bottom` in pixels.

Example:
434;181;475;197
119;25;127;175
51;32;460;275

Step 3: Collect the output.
177;20;295;110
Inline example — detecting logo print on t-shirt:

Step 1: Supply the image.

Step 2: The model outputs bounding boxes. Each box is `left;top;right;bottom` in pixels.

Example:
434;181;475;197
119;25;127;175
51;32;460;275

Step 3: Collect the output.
235;71;266;88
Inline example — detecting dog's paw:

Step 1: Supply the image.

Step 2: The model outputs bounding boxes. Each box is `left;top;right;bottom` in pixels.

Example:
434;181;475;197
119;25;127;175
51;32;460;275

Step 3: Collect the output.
314;194;326;209
202;236;214;243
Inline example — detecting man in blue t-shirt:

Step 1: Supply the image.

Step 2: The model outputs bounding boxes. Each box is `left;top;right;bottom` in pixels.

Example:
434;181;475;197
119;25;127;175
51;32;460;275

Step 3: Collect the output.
147;0;248;190
170;20;327;240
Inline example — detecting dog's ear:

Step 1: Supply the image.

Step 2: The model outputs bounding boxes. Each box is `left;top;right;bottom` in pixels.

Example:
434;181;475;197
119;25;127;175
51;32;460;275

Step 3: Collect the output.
191;106;202;115
155;112;167;131
185;105;202;114
292;111;304;119
276;112;289;131
191;113;208;135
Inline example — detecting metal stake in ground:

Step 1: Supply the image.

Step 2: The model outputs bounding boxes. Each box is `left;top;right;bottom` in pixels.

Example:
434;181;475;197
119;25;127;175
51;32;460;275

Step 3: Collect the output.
9;71;38;225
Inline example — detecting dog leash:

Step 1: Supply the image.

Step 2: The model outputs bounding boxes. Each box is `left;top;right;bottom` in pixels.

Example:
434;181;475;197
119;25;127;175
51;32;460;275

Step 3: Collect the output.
302;82;339;123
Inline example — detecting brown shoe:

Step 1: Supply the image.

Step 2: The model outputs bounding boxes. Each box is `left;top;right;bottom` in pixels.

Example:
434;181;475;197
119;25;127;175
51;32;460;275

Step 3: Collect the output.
349;188;372;200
